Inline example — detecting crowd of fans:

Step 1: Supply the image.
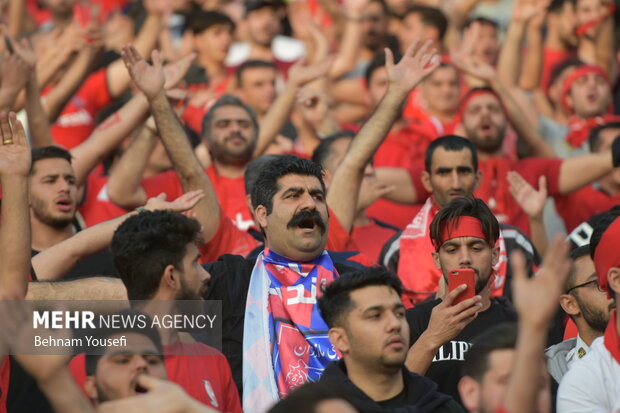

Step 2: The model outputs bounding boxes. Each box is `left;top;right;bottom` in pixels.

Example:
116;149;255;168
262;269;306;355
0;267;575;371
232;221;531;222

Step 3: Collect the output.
0;0;618;412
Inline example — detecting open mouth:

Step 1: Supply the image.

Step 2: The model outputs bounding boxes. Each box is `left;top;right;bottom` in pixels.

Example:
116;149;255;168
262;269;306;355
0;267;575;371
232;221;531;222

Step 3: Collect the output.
298;218;316;230
56;198;73;211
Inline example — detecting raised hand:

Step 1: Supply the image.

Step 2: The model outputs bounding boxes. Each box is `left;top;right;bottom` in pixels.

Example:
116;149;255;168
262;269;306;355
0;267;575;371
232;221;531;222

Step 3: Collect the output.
1;52;31;94
287;56;333;88
144;190;205;213
121;45;165;100
508;171;548;219
512;0;551;24
357;175;395;212
0;112;31;178
451;22;497;84
385;39;440;95
162;53;196;91
510;235;572;329
11;37;37;69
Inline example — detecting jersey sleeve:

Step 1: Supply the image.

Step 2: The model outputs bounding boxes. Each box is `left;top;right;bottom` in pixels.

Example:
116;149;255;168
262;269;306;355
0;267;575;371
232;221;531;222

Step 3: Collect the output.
199;211;260;263
514;158;562;196
141;170;184;200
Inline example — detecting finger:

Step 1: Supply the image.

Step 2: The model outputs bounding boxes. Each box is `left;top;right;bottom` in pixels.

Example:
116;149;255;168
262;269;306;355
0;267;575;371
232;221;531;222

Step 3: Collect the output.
453;303;482;323
0;111;10;142
384;47;394;71
442;284;467;306
135;373;161;390
9;112;27;147
404;38;421;58
156;193;167;201
450;294;483;313
151;49;162;69
538;175;548;195
413;40;433;63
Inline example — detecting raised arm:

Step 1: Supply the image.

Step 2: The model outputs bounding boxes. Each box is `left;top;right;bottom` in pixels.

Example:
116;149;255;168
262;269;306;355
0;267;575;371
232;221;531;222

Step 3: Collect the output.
508;171;549;255
558;138;619;194
32;190;205;281
328;40;439;232
0;112;31;298
0;50;30;110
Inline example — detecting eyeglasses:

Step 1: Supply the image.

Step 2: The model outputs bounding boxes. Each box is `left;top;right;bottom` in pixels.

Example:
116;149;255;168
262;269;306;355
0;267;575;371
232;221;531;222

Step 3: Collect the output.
567;279;605;294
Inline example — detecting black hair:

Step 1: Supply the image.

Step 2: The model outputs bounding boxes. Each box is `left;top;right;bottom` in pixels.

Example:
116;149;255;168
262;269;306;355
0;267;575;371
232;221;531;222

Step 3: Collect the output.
589;207;620;260
244;154;281;194
318;267;404;328
236;60;277;88
311;130;357;167
201;94;259;139
425;135;479;173
250;155;325;215
364;53;388;88
186;10;235;35
549;0;569;13
588;122;620;152
565;245;592;293
430;197;500;249
403;5;448;41
548;58;584;87
462;322;518;381
30;146;72;174
268;382;358;413
111;210;203;300
85;309;163;375
464;16;499;30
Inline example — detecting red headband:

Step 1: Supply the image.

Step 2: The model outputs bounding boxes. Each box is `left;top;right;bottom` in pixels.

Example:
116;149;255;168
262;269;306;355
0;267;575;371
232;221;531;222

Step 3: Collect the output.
560;65;610;114
575;3;617;38
594;217;620;299
434;216;487;251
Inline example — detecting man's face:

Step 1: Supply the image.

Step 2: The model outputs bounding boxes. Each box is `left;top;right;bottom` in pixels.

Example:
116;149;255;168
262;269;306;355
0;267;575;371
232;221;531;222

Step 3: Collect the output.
595;126;620;188
29;158;78;229
421;65;460;115
239;67;277;115
399;13;437;52
462;93;507;154
87;332;166;403
205;105;257;166
336;286;408;371
422;147;480;207
469;349;550;413
433;236;499;294
175;243;211;300
246;6;282;47
568;73;611;118
256;174;329;261
472;23;499;66
193;24;233;63
360;1;388;51
575;0;601;39
569;255;613;333
367;66;389;108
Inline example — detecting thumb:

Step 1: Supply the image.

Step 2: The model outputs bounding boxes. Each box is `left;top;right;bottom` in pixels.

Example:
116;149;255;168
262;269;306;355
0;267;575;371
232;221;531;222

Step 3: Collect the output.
135;373;162;391
384;47;394;69
538;175;547;195
156;192;167;201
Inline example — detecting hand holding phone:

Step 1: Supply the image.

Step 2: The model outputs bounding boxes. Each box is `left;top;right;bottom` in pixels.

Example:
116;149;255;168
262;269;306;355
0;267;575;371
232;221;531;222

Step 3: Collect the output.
447;269;475;305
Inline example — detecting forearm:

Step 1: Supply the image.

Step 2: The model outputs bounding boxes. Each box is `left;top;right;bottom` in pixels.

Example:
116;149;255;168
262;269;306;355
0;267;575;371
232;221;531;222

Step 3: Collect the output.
404;333;440;375
38;369;97;413
71;93;150;186
25;71;54;148
329;18;362;79
253;83;298;156
107;128;155;208
0;176;30;298
497;21;526;88
519;27;544;91
375;168;418;204
8;0;26;38
594;14;615;77
527;216;548;256
558;151;613;194
26;277;127;300
503;322;547;413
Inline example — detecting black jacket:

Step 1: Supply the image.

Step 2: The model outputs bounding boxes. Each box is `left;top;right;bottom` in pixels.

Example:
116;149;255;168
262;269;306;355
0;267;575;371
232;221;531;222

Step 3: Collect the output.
319;360;465;413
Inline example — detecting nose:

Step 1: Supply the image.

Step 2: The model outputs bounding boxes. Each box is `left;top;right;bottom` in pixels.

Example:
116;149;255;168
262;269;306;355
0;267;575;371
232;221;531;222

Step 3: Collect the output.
57;178;71;193
450;171;462;189
200;266;211;284
457;247;473;267
299;191;319;211
133;355;149;373
385;311;402;333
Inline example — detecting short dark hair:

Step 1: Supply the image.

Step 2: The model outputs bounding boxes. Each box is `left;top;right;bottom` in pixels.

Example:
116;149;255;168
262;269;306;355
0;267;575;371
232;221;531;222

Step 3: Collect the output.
425;135;478;173
588;122;620;152
201;94;259;139
549;0;570;13
403;5;448;41
311;130;357;167
30;146;72;174
589;207;620;261
549;58;584;87
565;245;592;293
318;267;403;328
85;309;163;375
364;53;388;88
464;16;499;30
462;322;517;381
430;197;500;249
186;10;235;35
268;382;357;413
244;154;281;194
250;155;325;215
111;211;203;300
236;60;276;88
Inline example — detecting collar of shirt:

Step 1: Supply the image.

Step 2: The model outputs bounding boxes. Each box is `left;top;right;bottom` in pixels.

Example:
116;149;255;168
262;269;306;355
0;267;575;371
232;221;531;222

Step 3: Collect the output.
566;334;590;366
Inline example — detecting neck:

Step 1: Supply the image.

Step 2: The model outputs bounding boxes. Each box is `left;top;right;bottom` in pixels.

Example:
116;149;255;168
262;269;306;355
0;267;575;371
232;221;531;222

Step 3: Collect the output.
577;39;597;63
344;360;404;402
249;42;274;61
212;161;246;178
136;299;179;344
479;284;492;312
476;148;503;161
30;217;74;252
577;322;604;347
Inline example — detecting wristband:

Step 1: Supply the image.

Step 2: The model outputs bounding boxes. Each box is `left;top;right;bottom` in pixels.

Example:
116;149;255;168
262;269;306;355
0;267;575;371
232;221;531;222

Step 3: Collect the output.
612;135;620;168
135;206;147;213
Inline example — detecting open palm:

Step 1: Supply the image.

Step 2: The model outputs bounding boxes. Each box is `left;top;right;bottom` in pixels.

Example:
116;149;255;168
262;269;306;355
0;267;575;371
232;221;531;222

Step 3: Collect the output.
121;45;165;100
386;39;440;94
508;171;547;219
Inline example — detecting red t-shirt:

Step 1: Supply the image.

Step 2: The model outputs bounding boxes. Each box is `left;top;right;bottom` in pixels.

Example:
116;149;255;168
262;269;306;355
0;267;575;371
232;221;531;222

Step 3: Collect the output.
48;69;113;150
69;343;242;413
79;173;130;227
140;167;254;231
554;185;620;232
476;157;562;235
348;219;399;264
541;47;573;92
374;121;436;170
0;357;8;413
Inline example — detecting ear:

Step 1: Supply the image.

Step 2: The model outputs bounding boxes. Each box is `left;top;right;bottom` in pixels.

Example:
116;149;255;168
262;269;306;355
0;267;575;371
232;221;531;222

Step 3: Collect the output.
474;170;482;191
245;194;253;217
491;245;500;267
607;267;620;299
84;376;99;402
255;205;268;230
323;169;333;187
559;293;581;318
458;376;481;413
432;250;442;270
161;264;178;292
328;327;350;355
421;170;433;193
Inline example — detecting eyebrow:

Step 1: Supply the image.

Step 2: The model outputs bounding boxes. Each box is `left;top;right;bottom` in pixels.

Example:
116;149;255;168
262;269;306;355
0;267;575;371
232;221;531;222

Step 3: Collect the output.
362;303;406;314
281;187;325;198
442;239;486;249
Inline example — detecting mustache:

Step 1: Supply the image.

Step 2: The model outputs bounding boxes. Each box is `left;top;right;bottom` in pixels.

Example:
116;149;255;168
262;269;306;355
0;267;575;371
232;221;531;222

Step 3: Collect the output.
287;210;326;232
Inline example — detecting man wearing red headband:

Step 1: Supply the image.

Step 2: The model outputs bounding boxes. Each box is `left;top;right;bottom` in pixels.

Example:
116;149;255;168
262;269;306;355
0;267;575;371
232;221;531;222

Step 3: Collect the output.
403;197;519;404
557;207;620;412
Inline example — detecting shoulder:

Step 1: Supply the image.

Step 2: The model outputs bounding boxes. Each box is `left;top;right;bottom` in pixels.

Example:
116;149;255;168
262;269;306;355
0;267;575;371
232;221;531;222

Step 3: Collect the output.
379;230;403;272
500;224;540;264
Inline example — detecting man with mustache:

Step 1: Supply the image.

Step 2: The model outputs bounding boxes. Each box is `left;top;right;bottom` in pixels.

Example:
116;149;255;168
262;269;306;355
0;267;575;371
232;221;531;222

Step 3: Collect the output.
316;267;464;412
403;197;520;405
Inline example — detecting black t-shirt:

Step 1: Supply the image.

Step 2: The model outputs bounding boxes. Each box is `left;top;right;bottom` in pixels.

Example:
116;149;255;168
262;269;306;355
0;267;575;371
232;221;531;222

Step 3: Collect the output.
377;388;408;409
406;297;517;403
202;252;364;397
30;249;118;280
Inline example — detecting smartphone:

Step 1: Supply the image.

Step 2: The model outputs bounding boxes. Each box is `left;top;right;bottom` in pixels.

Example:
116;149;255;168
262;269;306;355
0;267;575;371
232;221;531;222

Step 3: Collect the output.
448;269;475;305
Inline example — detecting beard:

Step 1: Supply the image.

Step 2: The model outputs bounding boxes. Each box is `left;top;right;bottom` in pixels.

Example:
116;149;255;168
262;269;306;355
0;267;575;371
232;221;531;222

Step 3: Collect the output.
30;196;74;229
208;135;256;166
575;295;610;333
465;123;506;154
